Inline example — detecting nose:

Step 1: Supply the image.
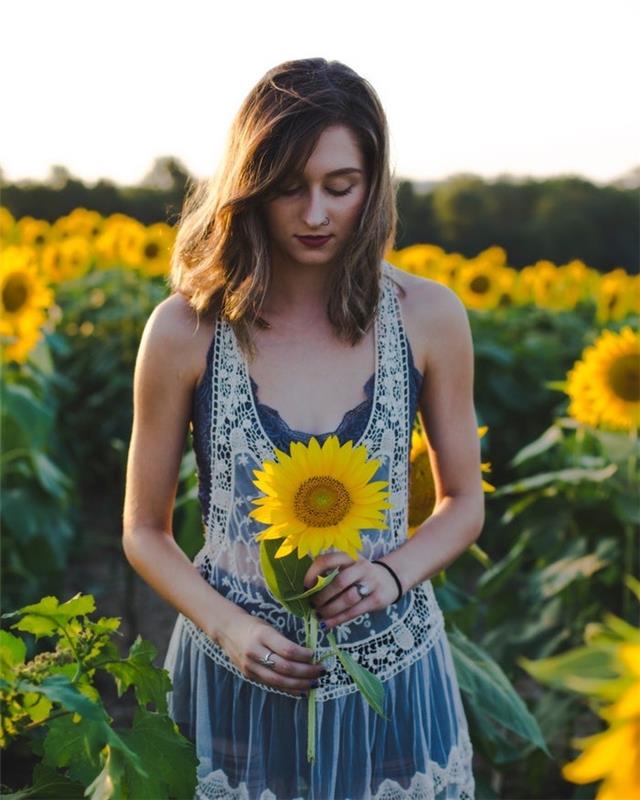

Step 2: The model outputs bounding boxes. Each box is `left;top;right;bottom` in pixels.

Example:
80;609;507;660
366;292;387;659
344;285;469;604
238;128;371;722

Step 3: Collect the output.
302;187;329;229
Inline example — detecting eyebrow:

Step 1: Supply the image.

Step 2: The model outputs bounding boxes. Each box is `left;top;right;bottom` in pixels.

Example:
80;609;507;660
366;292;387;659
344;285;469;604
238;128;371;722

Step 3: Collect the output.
325;168;363;177
292;167;363;179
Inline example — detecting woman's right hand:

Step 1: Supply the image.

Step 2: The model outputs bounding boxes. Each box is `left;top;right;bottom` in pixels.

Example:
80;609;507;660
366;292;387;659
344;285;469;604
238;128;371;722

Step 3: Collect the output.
218;614;326;697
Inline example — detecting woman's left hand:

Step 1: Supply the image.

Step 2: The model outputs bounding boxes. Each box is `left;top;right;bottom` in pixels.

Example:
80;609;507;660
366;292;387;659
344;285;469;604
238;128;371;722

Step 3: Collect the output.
302;553;400;629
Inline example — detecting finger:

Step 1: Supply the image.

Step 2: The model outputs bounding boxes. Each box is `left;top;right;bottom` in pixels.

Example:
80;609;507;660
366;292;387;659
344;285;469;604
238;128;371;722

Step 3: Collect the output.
317;584;364;619
266;634;317;664
313;563;364;609
249;661;317;695
257;629;324;679
252;649;325;680
324;594;374;629
303;552;356;589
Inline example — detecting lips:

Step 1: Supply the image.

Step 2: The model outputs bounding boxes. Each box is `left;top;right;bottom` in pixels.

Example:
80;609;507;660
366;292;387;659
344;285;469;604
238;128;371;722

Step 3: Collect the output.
295;235;333;246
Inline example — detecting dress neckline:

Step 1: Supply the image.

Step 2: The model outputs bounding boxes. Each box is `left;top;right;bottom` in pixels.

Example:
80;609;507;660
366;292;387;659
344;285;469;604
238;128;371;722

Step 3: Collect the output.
229;274;386;449
249;372;375;439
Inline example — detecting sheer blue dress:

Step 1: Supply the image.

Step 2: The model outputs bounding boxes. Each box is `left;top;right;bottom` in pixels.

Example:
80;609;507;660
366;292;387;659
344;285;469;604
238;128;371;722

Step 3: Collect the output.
163;313;476;799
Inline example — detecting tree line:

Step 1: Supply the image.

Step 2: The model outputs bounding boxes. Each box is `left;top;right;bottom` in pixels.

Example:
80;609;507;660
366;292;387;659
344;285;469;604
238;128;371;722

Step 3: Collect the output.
2;158;638;273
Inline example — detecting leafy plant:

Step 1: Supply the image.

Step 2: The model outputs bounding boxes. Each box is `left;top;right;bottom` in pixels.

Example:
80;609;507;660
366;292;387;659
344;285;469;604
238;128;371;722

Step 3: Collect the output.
0;593;197;799
1;340;77;611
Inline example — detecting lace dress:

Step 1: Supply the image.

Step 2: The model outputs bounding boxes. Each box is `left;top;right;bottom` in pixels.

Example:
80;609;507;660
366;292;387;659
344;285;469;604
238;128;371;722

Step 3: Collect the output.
163;261;475;799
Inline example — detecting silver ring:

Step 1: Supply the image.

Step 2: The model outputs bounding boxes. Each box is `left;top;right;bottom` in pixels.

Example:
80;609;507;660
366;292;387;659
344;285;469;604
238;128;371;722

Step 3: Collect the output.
356;582;371;597
260;649;276;668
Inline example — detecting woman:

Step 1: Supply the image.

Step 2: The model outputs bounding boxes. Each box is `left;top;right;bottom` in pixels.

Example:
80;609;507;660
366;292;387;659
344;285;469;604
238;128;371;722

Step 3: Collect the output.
123;57;483;799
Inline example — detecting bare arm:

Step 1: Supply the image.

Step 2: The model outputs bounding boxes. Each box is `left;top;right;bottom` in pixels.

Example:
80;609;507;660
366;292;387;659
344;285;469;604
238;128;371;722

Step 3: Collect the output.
381;281;485;590
121;294;248;645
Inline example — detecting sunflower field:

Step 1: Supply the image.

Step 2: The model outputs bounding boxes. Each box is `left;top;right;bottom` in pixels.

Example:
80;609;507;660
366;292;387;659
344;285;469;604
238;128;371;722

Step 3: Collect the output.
1;205;639;798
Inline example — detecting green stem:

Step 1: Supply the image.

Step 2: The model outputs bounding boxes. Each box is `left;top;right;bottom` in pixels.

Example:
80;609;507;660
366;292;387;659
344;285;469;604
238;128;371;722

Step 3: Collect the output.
623;425;638;622
305;611;319;765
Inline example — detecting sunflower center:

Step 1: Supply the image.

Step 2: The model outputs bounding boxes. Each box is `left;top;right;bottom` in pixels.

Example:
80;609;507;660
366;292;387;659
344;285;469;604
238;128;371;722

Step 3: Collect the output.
469;275;490;294
294;476;351;527
2;275;29;312
145;242;160;259
608;354;640;402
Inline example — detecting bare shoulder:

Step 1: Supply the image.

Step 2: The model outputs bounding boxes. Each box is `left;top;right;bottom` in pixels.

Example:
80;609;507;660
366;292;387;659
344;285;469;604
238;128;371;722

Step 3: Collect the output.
141;292;216;392
385;262;470;374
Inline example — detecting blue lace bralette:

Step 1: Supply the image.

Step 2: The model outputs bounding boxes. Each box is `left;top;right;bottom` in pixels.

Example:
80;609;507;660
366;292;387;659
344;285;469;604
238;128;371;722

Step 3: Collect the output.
191;328;424;517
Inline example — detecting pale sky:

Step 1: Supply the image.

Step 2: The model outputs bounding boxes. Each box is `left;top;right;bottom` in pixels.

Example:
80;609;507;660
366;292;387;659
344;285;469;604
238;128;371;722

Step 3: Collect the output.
2;0;638;187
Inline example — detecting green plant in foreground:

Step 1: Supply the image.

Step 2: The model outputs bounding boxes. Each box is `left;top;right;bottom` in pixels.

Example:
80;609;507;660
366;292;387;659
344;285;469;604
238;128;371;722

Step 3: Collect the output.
0;593;197;799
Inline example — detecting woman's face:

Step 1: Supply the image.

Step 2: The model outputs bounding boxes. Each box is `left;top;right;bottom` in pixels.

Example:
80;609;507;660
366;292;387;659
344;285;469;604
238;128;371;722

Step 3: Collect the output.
263;124;368;269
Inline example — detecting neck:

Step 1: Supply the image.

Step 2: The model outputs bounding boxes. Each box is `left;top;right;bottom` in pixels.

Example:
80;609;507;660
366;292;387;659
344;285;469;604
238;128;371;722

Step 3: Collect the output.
262;250;336;324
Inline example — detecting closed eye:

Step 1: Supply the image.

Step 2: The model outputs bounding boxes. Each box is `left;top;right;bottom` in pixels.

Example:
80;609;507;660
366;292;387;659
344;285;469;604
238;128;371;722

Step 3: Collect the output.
278;186;354;197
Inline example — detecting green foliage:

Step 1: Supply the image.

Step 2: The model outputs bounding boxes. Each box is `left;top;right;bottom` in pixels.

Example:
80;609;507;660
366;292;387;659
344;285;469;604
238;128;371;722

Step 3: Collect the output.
1;346;78;611
0;593;197;799
442;406;639;794
449;626;550;764
51;267;167;497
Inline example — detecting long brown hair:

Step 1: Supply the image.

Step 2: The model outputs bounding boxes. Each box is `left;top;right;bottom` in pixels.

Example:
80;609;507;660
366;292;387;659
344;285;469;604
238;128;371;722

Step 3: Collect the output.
166;57;398;361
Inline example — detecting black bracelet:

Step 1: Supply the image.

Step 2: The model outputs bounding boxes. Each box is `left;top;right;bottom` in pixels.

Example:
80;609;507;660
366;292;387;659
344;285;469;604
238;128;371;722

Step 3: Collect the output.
372;559;403;604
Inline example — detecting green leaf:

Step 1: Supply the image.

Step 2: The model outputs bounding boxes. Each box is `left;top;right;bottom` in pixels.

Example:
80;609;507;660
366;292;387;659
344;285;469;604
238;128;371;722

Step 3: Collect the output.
613;492;640;525
544;380;568;392
103;636;171;713
119;708;198;799
26;674;147;779
433;580;474;613
29;452;73;498
591;428;640;462
518;646;619;694
85;746;125;800
476;529;533;597
285;569;339;601
0;763;85;799
493;463;617;496
327;632;387;720
625;574;640;602
449;626;550;757
4;593;96;639
22;692;53;723
0;630;27;674
43;715;106;786
259;540;312;618
0;383;54;450
530;548;610;600
509;424;563;467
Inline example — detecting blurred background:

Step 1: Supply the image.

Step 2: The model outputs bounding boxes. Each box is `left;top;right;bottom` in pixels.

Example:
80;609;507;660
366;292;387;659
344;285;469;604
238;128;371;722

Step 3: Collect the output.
1;1;639;798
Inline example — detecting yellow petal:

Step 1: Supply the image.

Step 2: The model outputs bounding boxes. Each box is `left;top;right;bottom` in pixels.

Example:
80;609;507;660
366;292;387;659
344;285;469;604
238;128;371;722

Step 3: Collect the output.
562;724;632;783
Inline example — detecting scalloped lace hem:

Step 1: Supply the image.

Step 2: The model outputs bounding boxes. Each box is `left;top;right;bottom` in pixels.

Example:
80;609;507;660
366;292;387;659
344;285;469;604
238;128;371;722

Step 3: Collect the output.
195;729;474;800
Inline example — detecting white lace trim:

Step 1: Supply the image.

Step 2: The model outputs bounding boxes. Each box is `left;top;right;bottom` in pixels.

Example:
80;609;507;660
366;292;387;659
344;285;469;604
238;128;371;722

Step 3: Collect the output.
181;580;445;701
187;261;436;701
194;726;475;799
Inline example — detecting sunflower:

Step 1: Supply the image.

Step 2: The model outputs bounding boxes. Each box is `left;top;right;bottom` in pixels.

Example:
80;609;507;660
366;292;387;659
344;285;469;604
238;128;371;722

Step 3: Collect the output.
41;236;92;283
16;216;52;248
455;260;504;311
393;243;445;279
566;326;640;431
477;426;496;493
138;223;175;277
407;426;437;536
0;246;54;364
562;642;640;798
0;206;16;242
407;423;494;537
249;435;393;560
596;269;634;324
52;208;104;241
